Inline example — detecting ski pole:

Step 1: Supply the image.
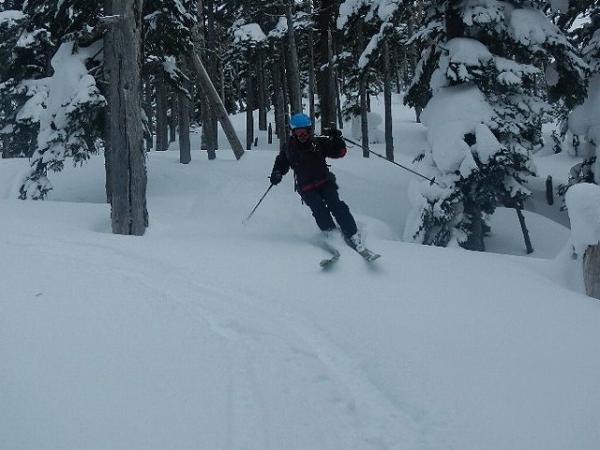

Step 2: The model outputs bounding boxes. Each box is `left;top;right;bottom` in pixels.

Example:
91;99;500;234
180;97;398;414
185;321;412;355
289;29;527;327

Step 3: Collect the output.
243;183;274;224
342;136;440;186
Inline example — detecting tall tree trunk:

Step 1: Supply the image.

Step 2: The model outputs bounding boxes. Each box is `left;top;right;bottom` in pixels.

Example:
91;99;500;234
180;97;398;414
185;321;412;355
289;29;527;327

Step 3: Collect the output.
144;80;154;151
285;0;303;114
246;68;254;150
331;32;343;129
315;0;336;128
168;93;177;143
383;38;394;162
584;244;600;300
358;23;369;158
280;45;290;119
410;1;425;122
194;0;216;159
206;0;219;149
272;59;286;151
106;0;148;235
325;28;338;131
103;0;113;203
156;73;169;151
178;67;191;164
257;49;267;131
307;0;316;126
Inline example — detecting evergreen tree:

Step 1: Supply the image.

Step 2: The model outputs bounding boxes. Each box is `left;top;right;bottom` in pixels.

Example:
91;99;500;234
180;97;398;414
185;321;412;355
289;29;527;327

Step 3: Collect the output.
0;1;106;198
403;0;588;250
143;0;196;90
563;3;600;187
0;4;52;159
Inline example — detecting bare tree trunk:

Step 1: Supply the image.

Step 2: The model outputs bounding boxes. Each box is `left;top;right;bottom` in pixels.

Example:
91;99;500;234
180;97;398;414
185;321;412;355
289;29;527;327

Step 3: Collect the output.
257;49;267;131
331;33;343;129
156;73;169;151
280;45;290;119
144;80;154;152
194;0;216;159
103;0;113;203
307;0;316;126
178;67;191;164
286;0;303;114
360;77;369;158
326;28;337;132
410;1;424;122
105;0;148;235
168;93;177;143
272;59;286;151
246;68;254;150
358;23;369;158
206;0;219;149
383;38;394;162
315;0;335;128
584;244;600;300
189;48;244;159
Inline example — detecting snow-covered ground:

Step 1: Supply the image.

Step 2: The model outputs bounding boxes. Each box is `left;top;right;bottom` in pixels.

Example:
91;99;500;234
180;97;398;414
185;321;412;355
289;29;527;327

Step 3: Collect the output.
2;99;599;450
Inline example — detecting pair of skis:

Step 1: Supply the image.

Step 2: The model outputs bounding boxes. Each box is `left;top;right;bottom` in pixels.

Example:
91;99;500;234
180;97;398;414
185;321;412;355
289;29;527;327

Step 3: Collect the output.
319;240;380;268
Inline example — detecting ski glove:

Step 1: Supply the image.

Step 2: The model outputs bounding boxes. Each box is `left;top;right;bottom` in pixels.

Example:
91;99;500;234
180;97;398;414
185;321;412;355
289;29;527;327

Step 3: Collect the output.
270;170;283;185
323;127;342;138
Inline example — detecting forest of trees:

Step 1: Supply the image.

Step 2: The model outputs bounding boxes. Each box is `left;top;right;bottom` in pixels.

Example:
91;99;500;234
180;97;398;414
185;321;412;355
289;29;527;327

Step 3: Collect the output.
0;0;598;248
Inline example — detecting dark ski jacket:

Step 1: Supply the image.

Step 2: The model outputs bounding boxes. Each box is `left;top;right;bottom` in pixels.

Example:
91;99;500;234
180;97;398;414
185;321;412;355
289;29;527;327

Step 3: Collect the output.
271;135;347;192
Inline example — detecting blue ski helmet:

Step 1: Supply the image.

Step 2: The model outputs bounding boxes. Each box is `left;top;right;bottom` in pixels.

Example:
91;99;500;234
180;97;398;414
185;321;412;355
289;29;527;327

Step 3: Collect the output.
289;113;312;130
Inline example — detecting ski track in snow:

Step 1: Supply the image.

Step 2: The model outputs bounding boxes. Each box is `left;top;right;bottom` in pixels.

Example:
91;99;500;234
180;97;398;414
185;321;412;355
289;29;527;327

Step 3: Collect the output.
8;232;450;450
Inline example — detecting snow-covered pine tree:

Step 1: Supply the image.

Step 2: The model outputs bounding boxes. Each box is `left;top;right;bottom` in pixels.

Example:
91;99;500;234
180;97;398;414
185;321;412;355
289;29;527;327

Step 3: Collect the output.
0;0;54;159
404;0;588;251
337;0;406;160
5;0;106;199
336;1;374;120
228;7;269;149
143;0;196;152
563;3;600;186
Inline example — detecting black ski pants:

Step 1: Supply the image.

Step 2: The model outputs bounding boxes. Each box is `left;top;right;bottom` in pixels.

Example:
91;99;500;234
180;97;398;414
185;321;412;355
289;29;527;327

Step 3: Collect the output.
299;180;357;238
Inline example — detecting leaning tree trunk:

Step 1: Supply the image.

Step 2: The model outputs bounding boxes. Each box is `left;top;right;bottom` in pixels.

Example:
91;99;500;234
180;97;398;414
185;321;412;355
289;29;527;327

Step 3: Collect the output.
105;0;148;235
584;244;600;300
383;38;394;162
189;48;245;160
285;0;303;114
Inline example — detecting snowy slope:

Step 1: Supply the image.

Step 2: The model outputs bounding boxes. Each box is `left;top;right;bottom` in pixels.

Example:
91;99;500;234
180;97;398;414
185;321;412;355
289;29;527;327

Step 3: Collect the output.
2;102;600;450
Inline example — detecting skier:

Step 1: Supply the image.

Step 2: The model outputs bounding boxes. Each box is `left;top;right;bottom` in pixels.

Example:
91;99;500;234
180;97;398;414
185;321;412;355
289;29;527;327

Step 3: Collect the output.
269;112;364;251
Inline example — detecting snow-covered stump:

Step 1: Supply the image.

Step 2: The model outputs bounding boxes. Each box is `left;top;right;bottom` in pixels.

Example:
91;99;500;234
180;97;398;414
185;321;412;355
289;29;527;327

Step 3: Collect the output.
565;183;600;300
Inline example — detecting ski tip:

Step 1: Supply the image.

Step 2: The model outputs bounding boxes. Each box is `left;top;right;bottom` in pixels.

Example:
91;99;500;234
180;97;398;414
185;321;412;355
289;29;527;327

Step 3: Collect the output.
320;256;340;268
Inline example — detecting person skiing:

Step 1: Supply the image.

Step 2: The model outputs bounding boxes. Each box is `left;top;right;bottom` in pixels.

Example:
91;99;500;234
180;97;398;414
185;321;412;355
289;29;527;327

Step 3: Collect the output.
269;112;364;251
